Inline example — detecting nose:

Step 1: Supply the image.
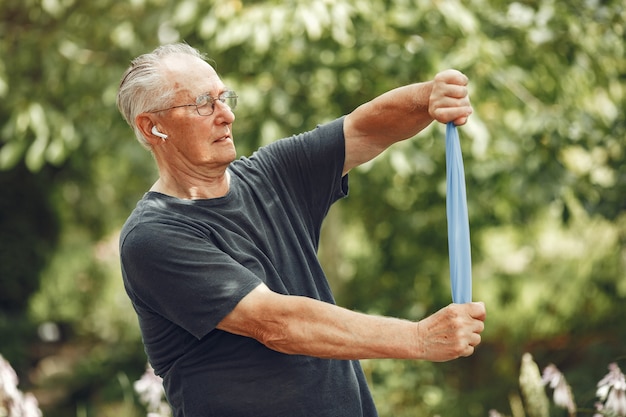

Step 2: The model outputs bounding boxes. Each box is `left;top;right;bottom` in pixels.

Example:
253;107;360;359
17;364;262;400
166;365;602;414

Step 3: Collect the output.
213;100;235;124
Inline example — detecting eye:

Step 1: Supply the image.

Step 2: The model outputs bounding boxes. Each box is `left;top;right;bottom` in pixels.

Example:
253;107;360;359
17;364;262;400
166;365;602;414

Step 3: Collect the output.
219;91;238;110
195;94;212;108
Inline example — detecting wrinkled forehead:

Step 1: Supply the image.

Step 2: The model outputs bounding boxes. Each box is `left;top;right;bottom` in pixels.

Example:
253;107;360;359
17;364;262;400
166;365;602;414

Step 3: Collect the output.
161;54;224;98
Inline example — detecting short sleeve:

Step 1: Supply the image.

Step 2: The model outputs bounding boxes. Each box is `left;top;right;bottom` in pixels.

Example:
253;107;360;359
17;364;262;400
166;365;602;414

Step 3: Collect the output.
121;220;262;340
234;117;348;229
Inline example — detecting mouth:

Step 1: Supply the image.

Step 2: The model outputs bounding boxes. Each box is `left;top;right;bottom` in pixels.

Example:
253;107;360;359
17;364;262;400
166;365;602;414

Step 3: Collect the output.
214;133;232;143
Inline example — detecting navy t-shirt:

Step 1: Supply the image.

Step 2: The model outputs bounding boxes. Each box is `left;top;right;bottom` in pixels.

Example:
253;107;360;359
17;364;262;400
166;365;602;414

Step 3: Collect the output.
120;118;378;417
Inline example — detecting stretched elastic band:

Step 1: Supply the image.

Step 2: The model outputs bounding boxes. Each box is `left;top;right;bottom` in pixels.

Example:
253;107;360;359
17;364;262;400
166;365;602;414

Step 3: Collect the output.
445;122;472;303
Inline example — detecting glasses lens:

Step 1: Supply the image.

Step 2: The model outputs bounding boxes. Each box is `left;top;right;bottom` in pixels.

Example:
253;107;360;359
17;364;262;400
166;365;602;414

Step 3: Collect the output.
195;92;238;116
196;95;213;116
222;92;237;111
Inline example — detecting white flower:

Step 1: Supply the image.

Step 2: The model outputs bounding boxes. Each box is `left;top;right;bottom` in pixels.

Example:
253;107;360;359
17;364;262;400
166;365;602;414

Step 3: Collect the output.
9;392;42;417
134;363;171;415
0;355;42;417
605;387;626;417
596;363;626;417
598;384;611;401
542;363;576;414
0;355;20;401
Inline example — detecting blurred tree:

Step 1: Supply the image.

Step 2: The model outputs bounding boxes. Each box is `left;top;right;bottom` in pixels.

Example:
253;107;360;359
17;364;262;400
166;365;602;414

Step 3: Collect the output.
0;164;59;313
0;0;624;416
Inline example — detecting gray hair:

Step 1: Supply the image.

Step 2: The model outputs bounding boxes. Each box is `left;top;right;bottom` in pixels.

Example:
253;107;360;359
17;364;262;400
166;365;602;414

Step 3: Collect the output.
116;43;207;149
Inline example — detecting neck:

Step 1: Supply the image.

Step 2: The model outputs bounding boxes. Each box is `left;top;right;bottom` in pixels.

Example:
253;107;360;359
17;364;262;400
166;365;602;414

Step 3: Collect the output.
151;170;231;200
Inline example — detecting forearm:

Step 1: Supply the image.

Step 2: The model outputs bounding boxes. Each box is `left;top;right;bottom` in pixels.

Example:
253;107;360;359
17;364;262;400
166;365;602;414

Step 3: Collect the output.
342;70;472;174
260;295;486;362
218;284;420;360
345;81;435;151
219;284;484;362
258;294;420;360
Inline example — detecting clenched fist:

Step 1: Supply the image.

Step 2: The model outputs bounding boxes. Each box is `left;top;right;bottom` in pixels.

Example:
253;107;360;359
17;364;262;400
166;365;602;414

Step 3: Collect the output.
416;302;486;361
428;69;473;126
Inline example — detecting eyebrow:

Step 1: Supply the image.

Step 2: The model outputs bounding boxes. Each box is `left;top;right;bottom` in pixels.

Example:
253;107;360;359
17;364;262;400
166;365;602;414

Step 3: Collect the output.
197;86;230;98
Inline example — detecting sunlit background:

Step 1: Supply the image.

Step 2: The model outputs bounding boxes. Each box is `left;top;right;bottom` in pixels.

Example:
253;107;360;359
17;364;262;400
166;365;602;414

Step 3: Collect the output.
1;0;624;416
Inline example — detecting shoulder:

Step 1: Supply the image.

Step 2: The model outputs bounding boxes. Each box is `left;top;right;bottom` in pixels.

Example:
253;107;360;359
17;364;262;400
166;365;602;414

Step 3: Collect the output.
254;117;345;157
243;117;346;169
119;193;208;254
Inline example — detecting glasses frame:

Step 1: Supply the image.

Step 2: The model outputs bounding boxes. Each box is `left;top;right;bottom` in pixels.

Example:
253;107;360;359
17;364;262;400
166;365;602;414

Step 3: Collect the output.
149;90;238;116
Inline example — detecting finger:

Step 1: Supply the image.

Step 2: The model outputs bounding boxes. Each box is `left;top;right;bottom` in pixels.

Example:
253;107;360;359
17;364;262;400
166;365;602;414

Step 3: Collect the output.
461;344;475;357
469;331;482;347
433;107;472;125
467;317;485;336
444;84;468;99
468;301;486;320
453;115;469;126
475;319;485;334
435;69;469;86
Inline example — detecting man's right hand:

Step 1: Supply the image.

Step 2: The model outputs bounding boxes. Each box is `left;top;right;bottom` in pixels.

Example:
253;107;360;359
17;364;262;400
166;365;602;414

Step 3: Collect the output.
415;302;486;361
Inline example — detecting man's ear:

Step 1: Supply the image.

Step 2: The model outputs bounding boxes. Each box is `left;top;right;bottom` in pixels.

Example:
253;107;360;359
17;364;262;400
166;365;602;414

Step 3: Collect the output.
136;113;165;146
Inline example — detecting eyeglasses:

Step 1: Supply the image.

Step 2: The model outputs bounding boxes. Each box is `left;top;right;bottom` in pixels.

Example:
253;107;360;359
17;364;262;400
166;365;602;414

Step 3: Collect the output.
150;90;238;116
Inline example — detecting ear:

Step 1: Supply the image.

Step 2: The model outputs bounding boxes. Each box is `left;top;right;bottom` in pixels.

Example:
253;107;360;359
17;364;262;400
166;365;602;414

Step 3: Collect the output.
136;113;165;146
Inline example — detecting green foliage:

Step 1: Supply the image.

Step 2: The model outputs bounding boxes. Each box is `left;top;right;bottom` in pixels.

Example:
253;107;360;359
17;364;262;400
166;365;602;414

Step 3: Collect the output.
0;0;624;416
0;164;59;313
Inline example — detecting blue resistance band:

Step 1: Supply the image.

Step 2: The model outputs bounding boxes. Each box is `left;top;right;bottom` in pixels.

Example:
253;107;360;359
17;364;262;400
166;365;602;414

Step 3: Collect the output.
445;122;472;304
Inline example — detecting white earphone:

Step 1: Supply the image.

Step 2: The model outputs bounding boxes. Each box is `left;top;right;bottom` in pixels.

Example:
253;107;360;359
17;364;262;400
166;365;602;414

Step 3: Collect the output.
151;126;168;140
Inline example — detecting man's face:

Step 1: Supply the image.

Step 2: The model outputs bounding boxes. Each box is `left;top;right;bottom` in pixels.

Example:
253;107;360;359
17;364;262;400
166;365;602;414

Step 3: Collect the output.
152;54;237;173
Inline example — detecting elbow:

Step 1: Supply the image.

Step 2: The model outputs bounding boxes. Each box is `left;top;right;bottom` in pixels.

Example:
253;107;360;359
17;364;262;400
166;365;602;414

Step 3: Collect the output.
254;321;299;355
218;285;312;356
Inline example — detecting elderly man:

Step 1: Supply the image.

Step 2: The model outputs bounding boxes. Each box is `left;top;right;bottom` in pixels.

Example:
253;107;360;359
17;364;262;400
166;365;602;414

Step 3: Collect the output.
117;43;485;417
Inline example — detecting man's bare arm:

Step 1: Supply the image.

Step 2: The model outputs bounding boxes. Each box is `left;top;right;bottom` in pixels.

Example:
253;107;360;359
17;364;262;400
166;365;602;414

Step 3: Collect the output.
342;69;473;175
217;283;485;362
